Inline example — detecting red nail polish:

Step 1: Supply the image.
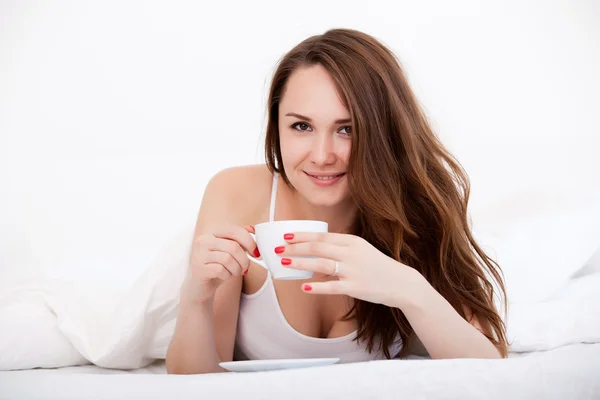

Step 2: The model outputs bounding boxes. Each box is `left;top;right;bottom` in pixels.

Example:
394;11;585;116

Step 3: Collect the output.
281;258;291;266
283;233;294;240
253;247;260;257
303;284;312;291
274;246;285;254
243;269;249;275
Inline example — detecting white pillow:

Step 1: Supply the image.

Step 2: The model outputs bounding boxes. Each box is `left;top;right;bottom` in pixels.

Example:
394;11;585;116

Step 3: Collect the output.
473;194;600;305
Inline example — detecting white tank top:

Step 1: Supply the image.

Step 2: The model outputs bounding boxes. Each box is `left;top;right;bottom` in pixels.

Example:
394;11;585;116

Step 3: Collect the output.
233;172;402;362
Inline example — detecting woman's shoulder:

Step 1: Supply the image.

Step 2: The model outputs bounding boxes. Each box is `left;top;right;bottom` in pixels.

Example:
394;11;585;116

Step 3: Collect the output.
207;164;273;193
203;164;274;220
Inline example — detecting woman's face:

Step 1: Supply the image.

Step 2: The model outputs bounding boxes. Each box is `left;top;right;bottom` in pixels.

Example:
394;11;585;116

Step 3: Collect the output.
278;64;352;207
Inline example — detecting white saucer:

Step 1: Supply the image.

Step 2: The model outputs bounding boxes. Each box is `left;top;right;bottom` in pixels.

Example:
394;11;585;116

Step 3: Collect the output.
219;358;340;372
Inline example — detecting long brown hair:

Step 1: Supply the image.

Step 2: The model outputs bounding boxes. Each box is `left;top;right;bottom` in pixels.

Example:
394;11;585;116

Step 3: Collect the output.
264;28;508;358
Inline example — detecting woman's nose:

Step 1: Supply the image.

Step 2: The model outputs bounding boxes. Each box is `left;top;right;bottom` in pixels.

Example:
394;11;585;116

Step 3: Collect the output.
309;133;335;165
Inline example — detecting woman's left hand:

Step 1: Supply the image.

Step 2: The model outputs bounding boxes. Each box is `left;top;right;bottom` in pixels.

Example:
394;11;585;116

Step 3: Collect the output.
276;232;424;308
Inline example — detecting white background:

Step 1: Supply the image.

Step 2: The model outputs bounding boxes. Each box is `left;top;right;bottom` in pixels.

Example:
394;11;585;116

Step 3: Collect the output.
1;0;599;295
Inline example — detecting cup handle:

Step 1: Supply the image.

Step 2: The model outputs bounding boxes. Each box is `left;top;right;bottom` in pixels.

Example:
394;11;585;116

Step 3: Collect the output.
247;233;268;270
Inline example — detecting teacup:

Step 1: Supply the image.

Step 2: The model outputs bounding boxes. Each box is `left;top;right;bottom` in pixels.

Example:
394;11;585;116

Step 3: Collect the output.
247;220;328;280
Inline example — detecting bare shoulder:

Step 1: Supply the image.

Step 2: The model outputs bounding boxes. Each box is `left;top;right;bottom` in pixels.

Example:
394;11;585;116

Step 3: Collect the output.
199;164;274;226
207;164;272;196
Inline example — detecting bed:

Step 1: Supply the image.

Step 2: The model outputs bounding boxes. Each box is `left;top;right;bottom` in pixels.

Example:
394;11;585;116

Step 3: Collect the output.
1;189;600;400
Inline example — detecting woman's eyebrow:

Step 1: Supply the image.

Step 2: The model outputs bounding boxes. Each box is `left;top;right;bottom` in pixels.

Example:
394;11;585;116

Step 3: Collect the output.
284;112;351;124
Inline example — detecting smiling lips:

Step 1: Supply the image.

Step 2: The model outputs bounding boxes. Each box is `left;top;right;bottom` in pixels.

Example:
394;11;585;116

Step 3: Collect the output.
304;171;346;186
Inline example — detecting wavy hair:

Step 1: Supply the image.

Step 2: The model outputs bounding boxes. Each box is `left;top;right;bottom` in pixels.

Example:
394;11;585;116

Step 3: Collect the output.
264;28;508;358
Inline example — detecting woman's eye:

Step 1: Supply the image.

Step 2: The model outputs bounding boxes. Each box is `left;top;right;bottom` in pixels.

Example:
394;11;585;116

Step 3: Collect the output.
290;122;351;136
339;126;352;136
291;122;311;132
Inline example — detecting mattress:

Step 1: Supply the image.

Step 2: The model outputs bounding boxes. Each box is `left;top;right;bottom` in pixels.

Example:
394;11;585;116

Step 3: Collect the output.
1;343;599;400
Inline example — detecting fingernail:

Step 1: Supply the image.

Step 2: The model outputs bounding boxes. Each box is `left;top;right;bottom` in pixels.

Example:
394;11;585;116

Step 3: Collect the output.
253;247;260;257
281;258;291;266
274;246;285;254
283;233;294;240
243;269;249;275
303;284;312;291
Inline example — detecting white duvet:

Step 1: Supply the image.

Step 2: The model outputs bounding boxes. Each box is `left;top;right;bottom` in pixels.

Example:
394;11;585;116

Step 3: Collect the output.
0;224;195;371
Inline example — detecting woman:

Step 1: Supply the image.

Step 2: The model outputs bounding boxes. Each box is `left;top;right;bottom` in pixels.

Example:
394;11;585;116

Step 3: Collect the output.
166;28;508;374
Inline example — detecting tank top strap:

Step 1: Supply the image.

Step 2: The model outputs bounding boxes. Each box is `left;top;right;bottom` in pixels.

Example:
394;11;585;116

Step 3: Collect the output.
268;172;279;222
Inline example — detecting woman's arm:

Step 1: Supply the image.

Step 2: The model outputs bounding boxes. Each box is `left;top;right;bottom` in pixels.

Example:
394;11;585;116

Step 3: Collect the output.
166;168;253;374
166;297;228;374
392;268;502;359
166;274;245;374
277;232;503;360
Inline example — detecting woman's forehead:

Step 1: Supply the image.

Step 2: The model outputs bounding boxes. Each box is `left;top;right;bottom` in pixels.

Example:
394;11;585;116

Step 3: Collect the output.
280;66;350;123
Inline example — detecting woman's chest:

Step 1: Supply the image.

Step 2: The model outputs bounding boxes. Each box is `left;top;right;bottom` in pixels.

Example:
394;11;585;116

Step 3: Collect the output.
243;267;356;339
277;277;356;339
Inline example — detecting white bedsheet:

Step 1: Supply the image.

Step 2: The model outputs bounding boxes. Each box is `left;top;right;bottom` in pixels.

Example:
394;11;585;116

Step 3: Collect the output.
1;343;599;400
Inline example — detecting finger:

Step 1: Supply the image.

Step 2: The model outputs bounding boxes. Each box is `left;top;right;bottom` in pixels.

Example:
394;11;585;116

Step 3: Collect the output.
301;281;346;295
203;262;232;281
208;237;252;272
281;257;336;276
277;241;344;260
283;232;352;246
204;250;244;276
213;225;258;256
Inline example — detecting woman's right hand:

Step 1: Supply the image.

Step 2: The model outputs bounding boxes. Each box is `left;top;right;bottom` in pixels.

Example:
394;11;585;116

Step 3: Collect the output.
180;225;259;307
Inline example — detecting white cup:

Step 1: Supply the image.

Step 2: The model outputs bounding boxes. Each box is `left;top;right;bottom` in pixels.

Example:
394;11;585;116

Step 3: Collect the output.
247;220;328;280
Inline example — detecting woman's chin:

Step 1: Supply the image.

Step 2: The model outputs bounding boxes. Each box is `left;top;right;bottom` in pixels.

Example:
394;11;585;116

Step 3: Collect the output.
298;185;349;207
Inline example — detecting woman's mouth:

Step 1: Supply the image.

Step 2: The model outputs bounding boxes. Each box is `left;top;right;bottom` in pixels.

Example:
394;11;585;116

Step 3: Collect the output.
304;172;346;186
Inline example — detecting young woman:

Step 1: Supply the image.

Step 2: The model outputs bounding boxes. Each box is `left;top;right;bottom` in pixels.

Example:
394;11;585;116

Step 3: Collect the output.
166;28;508;374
